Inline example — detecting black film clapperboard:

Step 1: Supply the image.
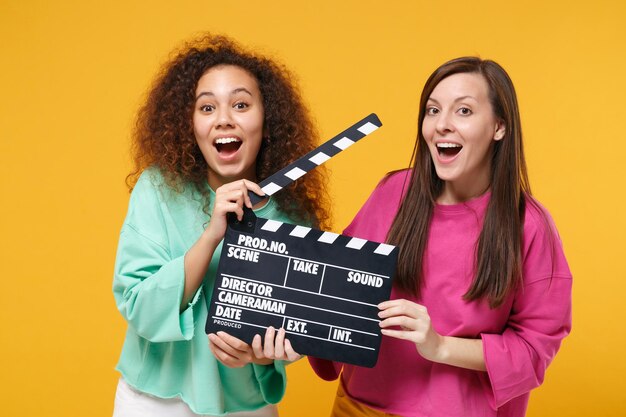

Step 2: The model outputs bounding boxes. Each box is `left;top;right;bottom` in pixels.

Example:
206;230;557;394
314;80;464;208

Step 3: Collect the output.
205;114;398;367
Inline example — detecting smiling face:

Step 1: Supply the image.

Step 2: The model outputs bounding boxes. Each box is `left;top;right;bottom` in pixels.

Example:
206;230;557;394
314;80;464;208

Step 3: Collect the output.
193;65;265;190
421;72;505;203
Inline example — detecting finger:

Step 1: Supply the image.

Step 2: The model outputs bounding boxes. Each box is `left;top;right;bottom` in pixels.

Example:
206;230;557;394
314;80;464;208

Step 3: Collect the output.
213;200;244;220
208;333;239;359
224;181;248;201
222;189;246;217
215;186;242;201
210;333;250;360
233;204;244;221
274;328;286;359
379;316;417;330
208;335;244;367
214;201;244;221
284;339;301;362
240;180;254;209
264;326;276;358
208;337;228;361
378;303;426;320
378;299;425;311
378;301;412;317
242;179;265;198
380;328;415;342
216;331;251;352
378;299;402;310
232;192;245;221
219;181;248;193
251;334;264;358
378;305;406;319
216;189;245;207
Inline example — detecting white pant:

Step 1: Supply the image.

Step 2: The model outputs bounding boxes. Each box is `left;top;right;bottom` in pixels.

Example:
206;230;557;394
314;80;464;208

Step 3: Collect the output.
113;378;279;417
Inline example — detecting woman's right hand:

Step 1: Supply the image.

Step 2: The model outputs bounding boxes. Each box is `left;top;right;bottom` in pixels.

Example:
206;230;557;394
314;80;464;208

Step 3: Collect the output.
204;179;265;245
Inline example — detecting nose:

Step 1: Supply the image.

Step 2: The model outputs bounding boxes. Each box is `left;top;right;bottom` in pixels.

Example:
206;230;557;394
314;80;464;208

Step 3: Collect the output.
215;107;235;129
435;110;454;135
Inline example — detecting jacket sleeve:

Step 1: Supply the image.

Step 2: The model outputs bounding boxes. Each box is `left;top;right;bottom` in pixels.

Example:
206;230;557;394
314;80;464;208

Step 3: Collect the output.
112;174;203;343
481;207;573;407
252;361;288;404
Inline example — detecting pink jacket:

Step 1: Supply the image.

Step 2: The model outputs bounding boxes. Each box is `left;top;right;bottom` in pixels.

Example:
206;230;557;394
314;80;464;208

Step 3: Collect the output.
309;171;572;417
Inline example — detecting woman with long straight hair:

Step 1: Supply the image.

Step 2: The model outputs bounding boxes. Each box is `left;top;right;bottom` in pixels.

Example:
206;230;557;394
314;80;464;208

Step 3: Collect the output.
308;57;572;417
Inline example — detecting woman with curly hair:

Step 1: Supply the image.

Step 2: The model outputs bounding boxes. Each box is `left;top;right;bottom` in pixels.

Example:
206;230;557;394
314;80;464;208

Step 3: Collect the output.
112;34;330;417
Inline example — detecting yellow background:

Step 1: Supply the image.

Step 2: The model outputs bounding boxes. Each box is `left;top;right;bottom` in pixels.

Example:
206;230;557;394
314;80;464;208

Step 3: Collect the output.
1;0;624;415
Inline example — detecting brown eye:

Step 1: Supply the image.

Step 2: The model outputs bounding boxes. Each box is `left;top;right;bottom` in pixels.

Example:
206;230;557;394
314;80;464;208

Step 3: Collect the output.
458;107;472;116
200;104;214;112
234;102;249;110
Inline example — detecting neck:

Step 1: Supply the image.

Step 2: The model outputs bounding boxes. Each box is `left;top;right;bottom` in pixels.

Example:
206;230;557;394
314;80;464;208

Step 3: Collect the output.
438;175;491;205
207;167;257;193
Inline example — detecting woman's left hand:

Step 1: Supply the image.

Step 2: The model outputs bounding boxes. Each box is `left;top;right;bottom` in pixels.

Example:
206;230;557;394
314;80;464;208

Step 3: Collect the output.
378;299;445;363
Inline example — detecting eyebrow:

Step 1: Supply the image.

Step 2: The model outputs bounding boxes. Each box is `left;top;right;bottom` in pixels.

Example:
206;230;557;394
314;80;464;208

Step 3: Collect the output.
195;87;253;101
427;95;479;104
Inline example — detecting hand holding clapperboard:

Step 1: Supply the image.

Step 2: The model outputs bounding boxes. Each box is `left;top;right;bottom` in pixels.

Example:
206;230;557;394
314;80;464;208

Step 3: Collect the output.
205;114;397;367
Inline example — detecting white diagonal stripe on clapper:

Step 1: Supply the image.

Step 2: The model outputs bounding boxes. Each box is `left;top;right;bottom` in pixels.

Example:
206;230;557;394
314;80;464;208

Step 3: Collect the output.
374;243;395;255
334;137;355;150
289;225;311;238
261;219;283;232
261;182;282;196
318;231;339;244
346;237;367;250
357;122;379;135
309;152;330;165
285;167;307;181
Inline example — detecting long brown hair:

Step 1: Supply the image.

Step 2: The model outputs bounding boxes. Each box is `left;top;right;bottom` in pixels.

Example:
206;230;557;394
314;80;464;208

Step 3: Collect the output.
127;34;330;229
387;57;531;308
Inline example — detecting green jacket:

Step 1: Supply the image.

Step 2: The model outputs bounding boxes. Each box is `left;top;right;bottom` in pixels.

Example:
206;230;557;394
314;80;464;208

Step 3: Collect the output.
113;168;292;415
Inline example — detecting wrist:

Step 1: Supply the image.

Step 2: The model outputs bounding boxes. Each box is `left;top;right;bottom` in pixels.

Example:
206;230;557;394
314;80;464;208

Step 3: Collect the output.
200;226;223;248
252;357;274;366
434;335;451;365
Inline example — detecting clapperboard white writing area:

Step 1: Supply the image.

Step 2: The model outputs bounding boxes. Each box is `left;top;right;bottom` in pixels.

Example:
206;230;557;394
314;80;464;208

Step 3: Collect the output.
206;114;398;367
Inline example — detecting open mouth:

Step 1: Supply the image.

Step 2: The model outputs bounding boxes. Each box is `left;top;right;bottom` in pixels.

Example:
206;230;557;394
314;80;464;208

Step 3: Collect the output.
436;143;462;158
215;137;242;155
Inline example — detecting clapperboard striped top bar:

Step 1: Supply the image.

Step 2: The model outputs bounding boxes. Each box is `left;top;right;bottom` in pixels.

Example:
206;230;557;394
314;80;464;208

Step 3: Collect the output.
259;218;396;257
249;113;382;206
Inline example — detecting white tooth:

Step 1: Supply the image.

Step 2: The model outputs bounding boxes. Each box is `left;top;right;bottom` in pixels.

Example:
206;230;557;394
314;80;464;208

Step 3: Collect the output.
215;137;240;144
437;143;461;148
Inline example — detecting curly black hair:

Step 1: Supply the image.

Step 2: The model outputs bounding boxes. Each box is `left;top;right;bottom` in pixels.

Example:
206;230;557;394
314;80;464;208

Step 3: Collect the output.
127;33;330;229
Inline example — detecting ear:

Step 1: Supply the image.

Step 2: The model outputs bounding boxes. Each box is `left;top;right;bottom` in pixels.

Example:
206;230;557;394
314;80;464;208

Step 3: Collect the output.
493;120;506;141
